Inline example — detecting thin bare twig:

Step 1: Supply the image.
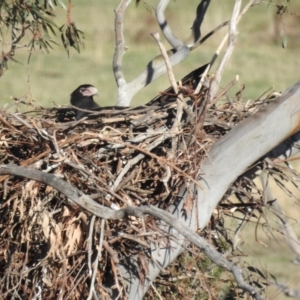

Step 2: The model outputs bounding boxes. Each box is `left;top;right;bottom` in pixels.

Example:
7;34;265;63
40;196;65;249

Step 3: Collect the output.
0;165;266;300
87;215;96;277
151;32;179;94
87;219;105;300
208;0;241;103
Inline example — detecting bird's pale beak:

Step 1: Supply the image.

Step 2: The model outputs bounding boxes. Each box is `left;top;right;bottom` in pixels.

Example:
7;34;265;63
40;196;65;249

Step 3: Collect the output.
83;86;99;97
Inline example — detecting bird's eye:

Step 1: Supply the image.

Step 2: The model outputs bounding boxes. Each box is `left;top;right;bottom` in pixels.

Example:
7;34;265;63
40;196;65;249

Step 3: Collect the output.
80;88;86;93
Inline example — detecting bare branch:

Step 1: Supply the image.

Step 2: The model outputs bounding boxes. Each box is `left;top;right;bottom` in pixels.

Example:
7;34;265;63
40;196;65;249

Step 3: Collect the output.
87;219;105;300
196;80;300;229
155;0;186;49
208;0;241;103
113;0;131;105
115;2;235;106
151;32;179;94
189;0;211;45
126;46;190;102
0;165;263;299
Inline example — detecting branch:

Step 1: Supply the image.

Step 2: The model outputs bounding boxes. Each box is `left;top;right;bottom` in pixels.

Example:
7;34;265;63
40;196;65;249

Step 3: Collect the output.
196;80;300;229
126;46;190;102
113;0;131;106
208;0;241;103
151;32;179;94
125;0;247;105
155;0;186;49
116;0;211;106
190;0;211;45
0;165;263;300
207;0;258;103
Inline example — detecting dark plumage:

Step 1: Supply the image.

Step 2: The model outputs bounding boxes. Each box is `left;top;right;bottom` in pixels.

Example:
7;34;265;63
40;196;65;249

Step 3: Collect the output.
147;63;210;106
70;84;100;120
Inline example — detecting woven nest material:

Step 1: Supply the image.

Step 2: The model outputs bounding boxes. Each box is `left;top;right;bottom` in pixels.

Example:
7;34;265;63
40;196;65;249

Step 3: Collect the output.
0;83;272;299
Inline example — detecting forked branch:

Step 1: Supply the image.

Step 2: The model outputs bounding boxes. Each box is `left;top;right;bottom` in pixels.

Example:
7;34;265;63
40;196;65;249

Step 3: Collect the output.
114;0;210;106
0;165;263;300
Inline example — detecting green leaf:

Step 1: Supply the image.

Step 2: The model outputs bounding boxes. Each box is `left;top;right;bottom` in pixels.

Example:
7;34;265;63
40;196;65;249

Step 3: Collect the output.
42;16;58;28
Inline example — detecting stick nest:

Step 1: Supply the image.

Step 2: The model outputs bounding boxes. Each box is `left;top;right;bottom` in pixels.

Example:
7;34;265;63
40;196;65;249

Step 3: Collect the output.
0;84;273;299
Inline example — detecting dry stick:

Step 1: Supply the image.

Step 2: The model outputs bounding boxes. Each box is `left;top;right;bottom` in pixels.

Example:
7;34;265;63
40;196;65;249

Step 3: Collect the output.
87;219;105;300
208;0;241;104
110;132;173;191
151;31;185;157
196;0;243;132
101;135;204;190
208;0;257;104
0;165;263;299
87;215;96;277
0;114;22;132
151;32;179;94
150;283;164;300
211;75;239;105
113;0;131;88
103;241;119;264
194;63;211;94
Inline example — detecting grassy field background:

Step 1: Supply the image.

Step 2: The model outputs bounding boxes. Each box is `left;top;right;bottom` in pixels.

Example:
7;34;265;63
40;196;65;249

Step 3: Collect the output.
1;0;300;107
1;1;300;299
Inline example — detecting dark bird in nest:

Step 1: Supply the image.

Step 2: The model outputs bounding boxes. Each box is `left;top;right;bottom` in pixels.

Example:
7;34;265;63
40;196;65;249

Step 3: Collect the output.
70;84;100;120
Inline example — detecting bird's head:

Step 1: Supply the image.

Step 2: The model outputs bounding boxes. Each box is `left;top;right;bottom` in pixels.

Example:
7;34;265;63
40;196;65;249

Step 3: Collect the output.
70;84;100;120
71;84;98;101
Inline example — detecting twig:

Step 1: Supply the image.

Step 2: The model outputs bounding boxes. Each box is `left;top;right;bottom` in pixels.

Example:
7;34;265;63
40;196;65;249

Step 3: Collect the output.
209;75;239;107
151;32;179;94
0;165;265;299
87;219;105;300
101;135;204;190
103;241;119;263
208;0;241;103
194;63;211;94
87;215;96;277
150;282;164;300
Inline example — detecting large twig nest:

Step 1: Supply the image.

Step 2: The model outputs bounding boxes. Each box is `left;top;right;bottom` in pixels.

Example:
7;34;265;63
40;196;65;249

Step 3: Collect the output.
0;83;275;299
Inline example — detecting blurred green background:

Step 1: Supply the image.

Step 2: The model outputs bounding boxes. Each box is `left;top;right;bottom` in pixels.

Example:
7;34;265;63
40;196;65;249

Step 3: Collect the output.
1;1;300;298
1;0;300;108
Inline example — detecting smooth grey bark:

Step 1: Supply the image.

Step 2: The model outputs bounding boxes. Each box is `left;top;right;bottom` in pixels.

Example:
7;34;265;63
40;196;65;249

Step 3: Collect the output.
196;81;300;229
121;80;300;299
115;0;210;106
120;186;197;300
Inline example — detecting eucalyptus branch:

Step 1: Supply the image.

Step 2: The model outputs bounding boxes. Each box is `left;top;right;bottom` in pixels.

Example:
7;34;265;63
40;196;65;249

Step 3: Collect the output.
113;0;132;106
0;165;263;300
155;0;186;49
189;0;211;45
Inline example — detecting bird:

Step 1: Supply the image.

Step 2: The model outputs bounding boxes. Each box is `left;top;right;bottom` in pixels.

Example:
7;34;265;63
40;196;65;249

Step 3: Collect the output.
70;84;100;120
